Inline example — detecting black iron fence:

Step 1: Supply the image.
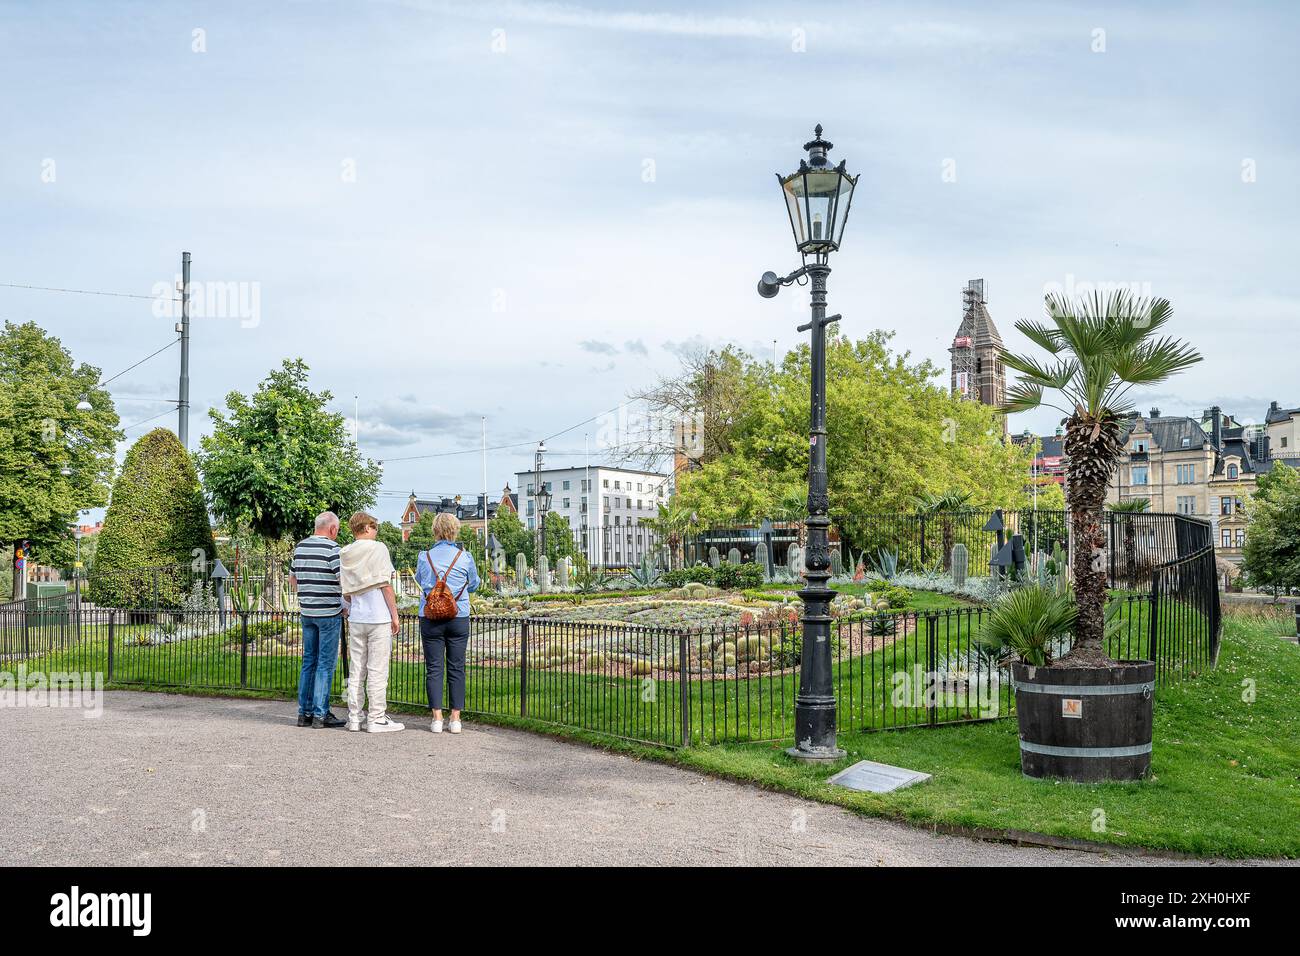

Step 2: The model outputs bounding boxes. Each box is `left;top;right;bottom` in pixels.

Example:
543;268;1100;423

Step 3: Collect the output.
3;592;1186;748
1149;544;1221;682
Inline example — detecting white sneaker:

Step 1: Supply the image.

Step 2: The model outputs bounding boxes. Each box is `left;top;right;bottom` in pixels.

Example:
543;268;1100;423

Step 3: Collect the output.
448;719;462;735
365;716;404;733
346;718;363;732
430;718;444;734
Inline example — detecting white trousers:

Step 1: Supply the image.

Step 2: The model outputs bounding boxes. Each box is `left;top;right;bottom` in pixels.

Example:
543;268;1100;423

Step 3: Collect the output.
347;621;392;723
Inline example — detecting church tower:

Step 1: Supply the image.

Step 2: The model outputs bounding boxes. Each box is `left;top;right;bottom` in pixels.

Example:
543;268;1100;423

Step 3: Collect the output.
949;278;1006;413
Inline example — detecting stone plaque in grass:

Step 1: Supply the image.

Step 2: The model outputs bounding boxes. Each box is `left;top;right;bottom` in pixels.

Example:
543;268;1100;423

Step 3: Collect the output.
828;760;931;794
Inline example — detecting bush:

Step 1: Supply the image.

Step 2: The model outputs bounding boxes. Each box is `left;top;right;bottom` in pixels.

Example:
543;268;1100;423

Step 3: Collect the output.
88;428;214;609
663;564;714;588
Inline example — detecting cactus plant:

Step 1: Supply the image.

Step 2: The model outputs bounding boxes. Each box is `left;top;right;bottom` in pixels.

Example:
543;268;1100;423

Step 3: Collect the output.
555;555;570;588
538;555;550;593
708;546;720;568
755;543;770;582
727;547;741;565
515;552;527;588
950;543;968;588
830;548;843;579
787;544;802;576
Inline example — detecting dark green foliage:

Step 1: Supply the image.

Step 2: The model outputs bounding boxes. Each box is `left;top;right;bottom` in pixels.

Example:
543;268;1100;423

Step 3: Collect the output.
0;321;120;564
88;428;214;608
663;564;714;588
198;359;379;544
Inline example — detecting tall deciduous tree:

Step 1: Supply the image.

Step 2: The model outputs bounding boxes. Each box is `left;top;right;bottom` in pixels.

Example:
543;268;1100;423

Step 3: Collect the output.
488;507;532;563
198;359;379;548
1242;465;1300;595
88;428;213;608
668;332;1035;538
0;321;120;578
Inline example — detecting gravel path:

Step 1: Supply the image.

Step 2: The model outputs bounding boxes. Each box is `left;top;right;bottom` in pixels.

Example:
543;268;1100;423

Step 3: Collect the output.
0;691;1273;867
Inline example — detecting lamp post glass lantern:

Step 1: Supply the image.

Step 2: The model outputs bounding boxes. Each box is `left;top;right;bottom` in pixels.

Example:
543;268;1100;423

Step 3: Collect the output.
758;125;858;762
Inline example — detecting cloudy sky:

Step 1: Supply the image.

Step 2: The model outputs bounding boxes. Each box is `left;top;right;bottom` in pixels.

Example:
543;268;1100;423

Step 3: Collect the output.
3;0;1295;522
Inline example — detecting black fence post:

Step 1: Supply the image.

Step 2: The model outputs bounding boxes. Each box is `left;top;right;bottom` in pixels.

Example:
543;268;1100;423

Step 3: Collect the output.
678;631;690;748
107;610;115;683
239;612;249;688
519;619;529;718
926;613;938;728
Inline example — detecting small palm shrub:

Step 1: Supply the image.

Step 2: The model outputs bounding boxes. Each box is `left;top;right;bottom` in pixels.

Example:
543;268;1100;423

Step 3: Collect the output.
977;585;1076;667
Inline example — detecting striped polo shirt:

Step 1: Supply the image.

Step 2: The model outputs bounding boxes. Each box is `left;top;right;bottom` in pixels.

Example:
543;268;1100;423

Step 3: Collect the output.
292;535;342;617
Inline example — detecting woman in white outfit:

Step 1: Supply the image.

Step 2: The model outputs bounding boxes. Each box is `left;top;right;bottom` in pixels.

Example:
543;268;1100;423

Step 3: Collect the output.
339;512;403;733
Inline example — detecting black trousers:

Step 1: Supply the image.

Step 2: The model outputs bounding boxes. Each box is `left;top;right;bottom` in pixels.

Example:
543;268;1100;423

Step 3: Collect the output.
419;615;469;712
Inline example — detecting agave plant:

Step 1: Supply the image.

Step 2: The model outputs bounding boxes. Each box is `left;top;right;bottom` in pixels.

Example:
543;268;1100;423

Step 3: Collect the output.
626;555;662;588
869;547;899;581
1000;290;1201;664
977;584;1077;667
229;568;264;615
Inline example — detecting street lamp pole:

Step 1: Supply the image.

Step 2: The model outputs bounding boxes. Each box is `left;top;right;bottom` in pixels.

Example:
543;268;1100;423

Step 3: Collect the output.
757;125;858;762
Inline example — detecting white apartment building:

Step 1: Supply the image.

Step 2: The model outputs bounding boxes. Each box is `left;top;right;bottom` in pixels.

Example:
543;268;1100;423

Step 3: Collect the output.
514;464;672;567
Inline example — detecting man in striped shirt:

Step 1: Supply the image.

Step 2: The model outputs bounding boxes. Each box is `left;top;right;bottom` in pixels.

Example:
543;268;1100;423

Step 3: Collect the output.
290;511;346;728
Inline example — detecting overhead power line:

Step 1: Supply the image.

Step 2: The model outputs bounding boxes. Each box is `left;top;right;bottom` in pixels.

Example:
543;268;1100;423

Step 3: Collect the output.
0;281;162;301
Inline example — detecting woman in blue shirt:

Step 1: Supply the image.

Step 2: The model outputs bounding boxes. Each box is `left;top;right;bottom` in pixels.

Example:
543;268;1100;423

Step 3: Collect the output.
415;513;480;734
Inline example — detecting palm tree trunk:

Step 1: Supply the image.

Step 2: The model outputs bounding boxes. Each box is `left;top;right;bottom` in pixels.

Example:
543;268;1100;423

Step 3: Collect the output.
1062;414;1122;665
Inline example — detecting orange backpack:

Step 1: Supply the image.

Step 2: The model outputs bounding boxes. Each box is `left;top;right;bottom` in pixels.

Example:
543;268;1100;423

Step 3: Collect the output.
422;547;467;621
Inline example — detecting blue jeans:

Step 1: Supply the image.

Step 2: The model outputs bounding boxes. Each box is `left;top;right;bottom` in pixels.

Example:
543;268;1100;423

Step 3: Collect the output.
298;614;343;717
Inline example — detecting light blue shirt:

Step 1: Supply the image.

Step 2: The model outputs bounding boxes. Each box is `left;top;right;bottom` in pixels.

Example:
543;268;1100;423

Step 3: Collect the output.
414;541;480;618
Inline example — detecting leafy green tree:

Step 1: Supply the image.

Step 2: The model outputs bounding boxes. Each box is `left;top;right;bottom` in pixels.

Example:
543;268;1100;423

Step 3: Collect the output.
1242;466;1300;595
669;332;1035;542
0;321;120;579
642;496;695;569
542;510;577;567
392;512;434;569
198;359;379;549
488;507;532;563
88;428;214;608
1001;292;1201;662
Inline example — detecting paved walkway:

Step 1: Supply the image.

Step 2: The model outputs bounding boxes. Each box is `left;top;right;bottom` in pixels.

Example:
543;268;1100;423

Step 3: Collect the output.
0;691;1269;866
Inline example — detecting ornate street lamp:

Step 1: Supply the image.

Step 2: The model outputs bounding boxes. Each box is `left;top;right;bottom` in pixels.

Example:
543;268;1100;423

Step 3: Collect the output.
757;125;859;762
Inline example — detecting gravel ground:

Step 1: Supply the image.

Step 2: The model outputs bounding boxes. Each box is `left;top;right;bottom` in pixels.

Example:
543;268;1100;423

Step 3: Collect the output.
0;690;1278;867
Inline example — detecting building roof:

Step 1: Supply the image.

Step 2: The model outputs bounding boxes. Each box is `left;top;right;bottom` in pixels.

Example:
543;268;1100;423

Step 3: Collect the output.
1266;401;1300;424
1121;413;1209;453
406;494;503;523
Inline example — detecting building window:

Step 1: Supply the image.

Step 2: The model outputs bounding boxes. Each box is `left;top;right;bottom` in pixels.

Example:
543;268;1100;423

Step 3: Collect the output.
527;518;535;530
637;482;643;492
562;480;570;490
603;479;609;488
603;496;610;511
637;499;643;510
1282;436;1289;448
1221;529;1232;548
1236;529;1245;547
562;498;570;509
1235;497;1244;512
1220;497;1232;515
1176;464;1195;484
1133;439;1148;452
1176;496;1196;515
526;483;534;494
1131;465;1149;486
526;502;535;516
1226;463;1239;479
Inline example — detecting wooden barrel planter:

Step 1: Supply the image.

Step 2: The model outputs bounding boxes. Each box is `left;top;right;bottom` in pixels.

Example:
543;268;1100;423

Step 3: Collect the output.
1012;661;1155;782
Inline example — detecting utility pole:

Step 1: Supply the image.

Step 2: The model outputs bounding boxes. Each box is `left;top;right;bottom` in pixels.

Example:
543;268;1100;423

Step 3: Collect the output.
533;441;545;566
178;251;192;448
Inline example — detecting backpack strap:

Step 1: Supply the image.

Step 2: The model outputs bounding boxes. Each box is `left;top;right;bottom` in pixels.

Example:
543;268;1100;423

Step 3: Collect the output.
427;546;461;587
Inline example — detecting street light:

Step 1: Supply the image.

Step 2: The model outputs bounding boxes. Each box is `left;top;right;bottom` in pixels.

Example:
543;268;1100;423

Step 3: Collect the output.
537;483;553;568
757;124;859;763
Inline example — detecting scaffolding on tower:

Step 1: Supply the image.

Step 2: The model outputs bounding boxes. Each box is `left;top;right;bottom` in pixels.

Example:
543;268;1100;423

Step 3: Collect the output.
949;279;985;400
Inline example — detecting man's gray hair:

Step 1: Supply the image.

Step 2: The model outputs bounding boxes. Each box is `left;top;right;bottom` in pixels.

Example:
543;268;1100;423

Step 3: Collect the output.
314;511;339;532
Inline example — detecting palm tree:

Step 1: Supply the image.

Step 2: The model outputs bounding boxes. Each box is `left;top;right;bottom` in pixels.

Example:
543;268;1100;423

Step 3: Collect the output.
774;487;809;558
644;497;694;570
1108;497;1151;590
913;489;974;570
1000;291;1201;664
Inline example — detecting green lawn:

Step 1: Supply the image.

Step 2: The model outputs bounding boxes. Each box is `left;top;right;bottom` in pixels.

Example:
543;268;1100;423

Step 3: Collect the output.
661;608;1300;858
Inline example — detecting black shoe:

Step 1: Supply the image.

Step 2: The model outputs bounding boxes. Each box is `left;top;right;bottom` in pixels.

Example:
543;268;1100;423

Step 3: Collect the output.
296;713;312;727
313;711;346;729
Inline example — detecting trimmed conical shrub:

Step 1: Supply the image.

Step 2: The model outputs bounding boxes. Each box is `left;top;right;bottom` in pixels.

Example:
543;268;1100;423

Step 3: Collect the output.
88;428;213;608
